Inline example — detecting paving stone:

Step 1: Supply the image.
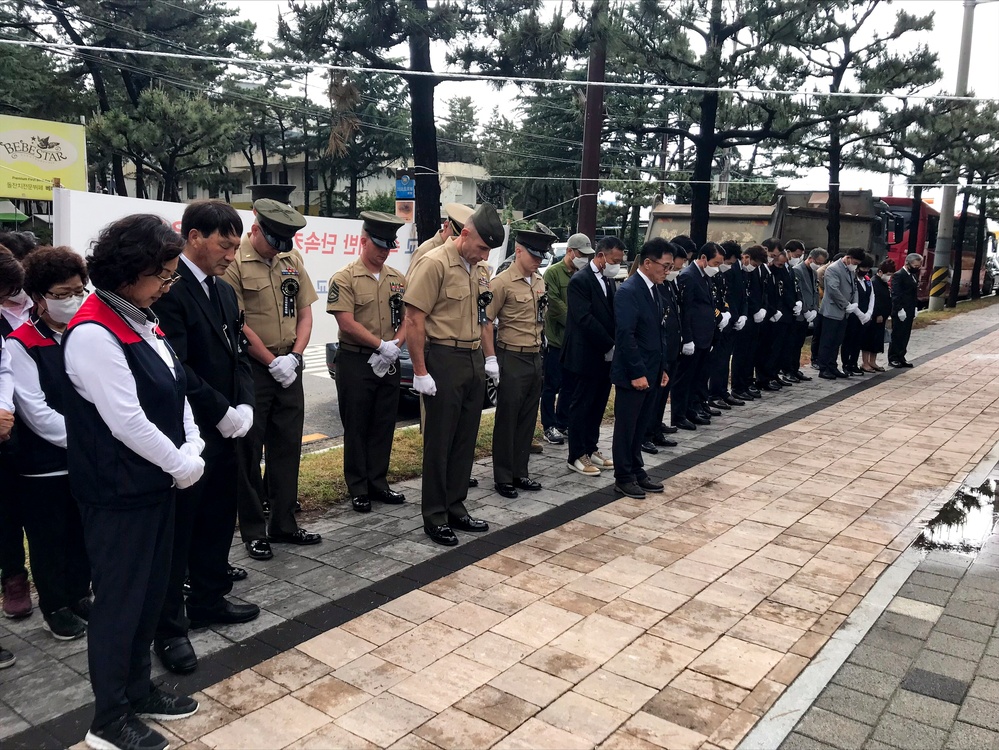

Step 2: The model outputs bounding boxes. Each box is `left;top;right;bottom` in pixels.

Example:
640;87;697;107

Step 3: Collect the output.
814;684;888;726
926;632;988;662
861;627;926;659
935;616;993;644
885;689;958;731
945;721;999;750
913;651;978;685
870;716;948;750
908;572;962;593
957;697;999;732
795;707;871;750
832;664;904;700
900;667;970;705
876;611;935;639
946;602;999;628
779;732;838;750
897;583;952;608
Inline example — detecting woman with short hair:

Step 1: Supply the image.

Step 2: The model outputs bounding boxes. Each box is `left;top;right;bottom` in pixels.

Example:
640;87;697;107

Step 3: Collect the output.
63;214;205;750
862;258;896;372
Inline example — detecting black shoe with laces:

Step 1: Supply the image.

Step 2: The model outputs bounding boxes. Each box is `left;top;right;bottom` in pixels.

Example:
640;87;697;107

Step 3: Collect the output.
0;646;14;669
85;715;168;750
43;607;86;641
133;686;199;721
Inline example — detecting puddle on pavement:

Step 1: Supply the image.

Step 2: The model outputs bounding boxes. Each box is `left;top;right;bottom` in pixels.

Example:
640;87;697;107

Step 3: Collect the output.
916;475;998;553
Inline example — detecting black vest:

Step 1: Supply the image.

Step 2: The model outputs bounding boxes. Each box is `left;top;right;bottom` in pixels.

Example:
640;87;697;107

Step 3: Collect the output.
0;316;18;464
63;296;187;508
8;318;68;475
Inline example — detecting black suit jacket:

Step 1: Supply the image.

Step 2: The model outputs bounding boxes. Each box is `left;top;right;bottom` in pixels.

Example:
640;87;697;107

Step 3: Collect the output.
891;268;919;317
611;273;667;388
725;263;748;320
561;266;615;374
657;281;681;362
774;265;797;315
745;266;765;316
677;264;715;349
152;260;254;456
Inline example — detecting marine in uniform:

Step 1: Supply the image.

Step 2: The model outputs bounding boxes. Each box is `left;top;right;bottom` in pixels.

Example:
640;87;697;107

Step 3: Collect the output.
404;203;505;546
408;203;474;279
328;212;410;514
224;199;321;561
487;223;556;499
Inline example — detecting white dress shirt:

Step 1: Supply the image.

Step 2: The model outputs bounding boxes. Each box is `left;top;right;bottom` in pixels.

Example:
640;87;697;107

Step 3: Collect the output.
8;324;68;475
64;314;201;480
180;253;212;298
591;260;607;296
0;345;13;412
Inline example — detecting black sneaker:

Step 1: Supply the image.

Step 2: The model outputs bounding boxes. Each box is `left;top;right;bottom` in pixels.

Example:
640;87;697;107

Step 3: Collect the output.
0;646;14;669
72;596;93;622
85;715;167;750
133;686;199;721
43;607;86;641
543;427;565;445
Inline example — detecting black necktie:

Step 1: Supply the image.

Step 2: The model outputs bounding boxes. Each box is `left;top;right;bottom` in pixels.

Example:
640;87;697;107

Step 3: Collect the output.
206;276;223;319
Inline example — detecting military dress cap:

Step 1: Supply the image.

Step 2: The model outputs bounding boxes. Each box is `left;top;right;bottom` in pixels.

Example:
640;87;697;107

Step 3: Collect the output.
515;221;558;259
468;203;505;247
253;198;307;252
360;210;405;249
567;232;595;255
444;203;474;231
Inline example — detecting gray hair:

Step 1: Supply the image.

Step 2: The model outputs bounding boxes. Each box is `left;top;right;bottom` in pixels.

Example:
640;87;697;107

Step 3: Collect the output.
906;253;922;265
808;247;829;262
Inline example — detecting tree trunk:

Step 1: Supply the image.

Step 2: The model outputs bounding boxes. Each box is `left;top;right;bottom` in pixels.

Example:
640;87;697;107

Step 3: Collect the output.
135;159;146;200
689;0;723;247
970;189;987;299
577;0;607;241
947;185;972;308
826;121;842;257
409;0;441;244
349;171;359;216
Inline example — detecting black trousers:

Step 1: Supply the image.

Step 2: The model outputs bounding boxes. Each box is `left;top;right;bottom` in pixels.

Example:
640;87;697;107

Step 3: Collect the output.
237;360;305;542
540;346;575;432
818;315;848;373
566;361;611;464
759;316;789;382
336;349;401;497
785;319;810;374
0;458;27;583
671;347;710;421
80;497;173;730
613;386;657;484
18;474;90;615
888;313;913;363
841;316;863;370
731;320;759;394
754;319;774;384
708;328;735;400
422;346;484;526
810;314;823;364
644;358;677;440
157;448;236;640
493;350;542;485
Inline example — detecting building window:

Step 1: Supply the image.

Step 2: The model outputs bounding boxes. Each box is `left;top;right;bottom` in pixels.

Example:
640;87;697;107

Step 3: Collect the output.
306;169;318;190
208;185;219;199
231;180;243;195
260;171;273;185
279;170;289;185
186;181;198;200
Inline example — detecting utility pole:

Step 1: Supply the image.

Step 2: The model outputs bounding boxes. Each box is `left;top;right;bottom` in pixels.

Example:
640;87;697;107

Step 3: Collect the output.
577;0;607;241
929;0;976;311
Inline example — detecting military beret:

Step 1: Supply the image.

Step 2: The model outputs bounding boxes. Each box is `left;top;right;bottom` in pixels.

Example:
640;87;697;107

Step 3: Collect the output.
253;198;307;253
444;203;474;231
360;210;405;249
468;203;505;248
515;221;558;259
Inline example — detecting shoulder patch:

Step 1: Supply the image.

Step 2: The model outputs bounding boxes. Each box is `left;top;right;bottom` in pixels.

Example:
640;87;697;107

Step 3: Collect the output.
327;281;340;304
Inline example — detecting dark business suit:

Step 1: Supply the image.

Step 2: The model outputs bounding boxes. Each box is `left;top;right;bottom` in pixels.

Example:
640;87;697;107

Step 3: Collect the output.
562;265;615;463
768;264;797;379
152;259;254;636
754;265;780;385
732;264;763;394
646;280;681;440
671;264;715;422
888;267;919;364
709;265;747;400
611;273;668;484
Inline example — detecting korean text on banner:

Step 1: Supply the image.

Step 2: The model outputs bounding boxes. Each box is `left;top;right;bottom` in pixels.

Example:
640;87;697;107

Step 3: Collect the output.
0;115;88;200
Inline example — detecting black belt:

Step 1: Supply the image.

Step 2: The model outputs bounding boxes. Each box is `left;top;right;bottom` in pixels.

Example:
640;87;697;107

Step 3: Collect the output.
268;345;294;356
339;343;378;355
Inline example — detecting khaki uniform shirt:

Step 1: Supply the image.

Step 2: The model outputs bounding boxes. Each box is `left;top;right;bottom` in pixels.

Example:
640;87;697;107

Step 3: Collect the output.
327;259;406;346
403;238;490;344
487;266;545;349
224;235;318;352
407;231;445;279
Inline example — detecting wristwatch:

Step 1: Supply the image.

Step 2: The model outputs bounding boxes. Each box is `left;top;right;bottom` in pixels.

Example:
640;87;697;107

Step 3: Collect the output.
290;352;304;367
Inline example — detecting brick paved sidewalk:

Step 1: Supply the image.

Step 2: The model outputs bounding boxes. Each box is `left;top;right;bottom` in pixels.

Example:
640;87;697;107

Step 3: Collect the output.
22;314;993;750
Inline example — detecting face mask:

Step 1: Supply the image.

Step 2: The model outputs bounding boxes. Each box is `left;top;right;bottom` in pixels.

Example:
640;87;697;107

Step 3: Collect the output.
703;265;720;277
742;263;753;273
666;270;680;282
789;257;803;268
719;263;732;273
571;255;588;270
45;295;85;324
3;290;30;311
909;265;920;274
602;263;621;279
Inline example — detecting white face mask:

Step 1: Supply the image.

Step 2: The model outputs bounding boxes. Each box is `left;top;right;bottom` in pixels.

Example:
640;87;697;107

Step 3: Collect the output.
789;256;803;267
666;270;680;282
44;295;85;324
703;265;720;277
3;289;31;312
742;263;753;273
719;263;732;274
602;263;621;279
571;255;588;270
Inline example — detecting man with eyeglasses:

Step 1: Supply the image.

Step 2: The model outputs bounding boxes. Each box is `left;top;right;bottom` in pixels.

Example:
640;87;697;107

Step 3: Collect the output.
224;199;321;562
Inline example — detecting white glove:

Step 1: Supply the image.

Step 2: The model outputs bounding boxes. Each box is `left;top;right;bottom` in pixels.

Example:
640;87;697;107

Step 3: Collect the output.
845;303;859;314
368;352;392;378
234;404;253;438
754;309;767;324
769;311;783;323
733;315;746;331
179;441;202;458
718;312;731;331
897;309;907;322
216;406;243;439
414;373;437;396
378;339;402;361
793;301;803;316
485;355;500;384
682;342;695;356
804;310;818;323
269;354;299;388
860;313;871;325
173;454;205;489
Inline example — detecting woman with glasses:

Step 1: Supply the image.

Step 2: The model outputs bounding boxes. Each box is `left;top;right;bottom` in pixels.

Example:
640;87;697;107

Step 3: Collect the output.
6;246;92;641
62;215;205;750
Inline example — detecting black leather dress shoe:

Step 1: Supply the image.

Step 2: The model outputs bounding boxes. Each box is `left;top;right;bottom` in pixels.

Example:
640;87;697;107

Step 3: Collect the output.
227;564;248;582
724;396;745;406
784;372;802;383
373;489;405;504
795;370;812;382
615;482;646;499
733;391;754;401
154;636;197;675
833;369;849;378
663;425;678;434
641;441;659;454
778;375;796;386
468;477;479;488
763;381;781;392
675;418;697;431
495;483;519;499
899;360;913;368
352;495;371;513
637;477;664;492
688;414;710;426
270;529;322;545
245;540;273;560
708;399;731;411
514;477;542;491
448;515;489;533
651;434;676;447
819;371;838;380
188;599;261;630
747;387;762;398
425;523;459;545
703;404;723;416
